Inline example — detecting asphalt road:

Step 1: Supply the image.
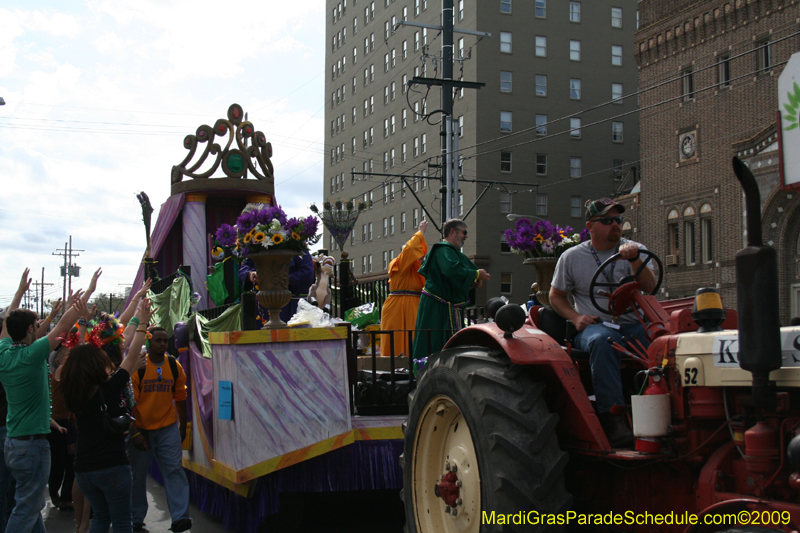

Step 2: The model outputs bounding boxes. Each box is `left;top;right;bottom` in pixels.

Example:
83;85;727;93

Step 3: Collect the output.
43;475;227;533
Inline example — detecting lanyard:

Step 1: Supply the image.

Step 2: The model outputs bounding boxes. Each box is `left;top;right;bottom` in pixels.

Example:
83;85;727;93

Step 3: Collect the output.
589;244;618;283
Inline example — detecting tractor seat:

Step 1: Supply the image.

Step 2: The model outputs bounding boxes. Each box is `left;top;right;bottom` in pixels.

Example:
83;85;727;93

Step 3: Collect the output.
537;306;590;360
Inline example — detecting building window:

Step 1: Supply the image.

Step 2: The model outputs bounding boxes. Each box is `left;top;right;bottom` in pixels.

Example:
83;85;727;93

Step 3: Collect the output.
501;234;511;253
570;195;582;217
718;53;731;87
570;78;581;100
401;212;406;232
500;192;512;213
500;111;512;132
390;215;395;235
500;71;512;92
535;75;547;96
413;137;419;157
391;115;396;134
362;256;366;274
570;117;581;138
701;204;713;263
611;7;622;28
685;220;696;266
536;154;547;175
459;194;464;216
458;115;464;137
535;114;547;135
535;36;547;57
668;209;679;259
421;133;427;153
500;32;512;53
500;151;512;172
500;273;512;294
402;109;407;128
612;45;623;66
612;121;623;142
501;0;511;13
682;67;694;101
458;0;464;20
536;193;548;216
382;251;388;271
368;222;373;240
569;2;580;22
756;38;771;73
368;254;373;273
612;82;623;103
402;142;407;162
413;208;419;227
383;217;388;236
569;40;580;61
535;0;546;18
570;156;581;178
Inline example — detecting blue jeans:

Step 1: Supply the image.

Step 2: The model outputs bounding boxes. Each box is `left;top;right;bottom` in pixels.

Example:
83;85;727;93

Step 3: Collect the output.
76;465;133;533
128;423;189;525
0;427;14;533
574;321;649;414
4;436;50;533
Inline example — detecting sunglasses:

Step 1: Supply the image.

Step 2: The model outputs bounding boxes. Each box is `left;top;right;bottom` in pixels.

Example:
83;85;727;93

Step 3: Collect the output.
594;216;622;226
460;229;468;236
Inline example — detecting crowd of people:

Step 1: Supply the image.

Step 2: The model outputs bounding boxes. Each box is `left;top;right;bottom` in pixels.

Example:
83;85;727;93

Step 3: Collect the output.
0;269;192;533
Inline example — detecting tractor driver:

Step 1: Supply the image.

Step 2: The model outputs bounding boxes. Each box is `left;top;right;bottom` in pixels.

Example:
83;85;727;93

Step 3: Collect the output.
549;198;656;448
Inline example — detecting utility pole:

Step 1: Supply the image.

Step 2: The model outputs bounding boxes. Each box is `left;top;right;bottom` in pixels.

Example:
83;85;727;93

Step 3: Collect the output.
53;236;84;305
397;3;489;229
32;268;53;316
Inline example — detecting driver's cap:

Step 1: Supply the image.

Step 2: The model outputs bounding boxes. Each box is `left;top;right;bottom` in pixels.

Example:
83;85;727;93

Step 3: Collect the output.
585;198;625;221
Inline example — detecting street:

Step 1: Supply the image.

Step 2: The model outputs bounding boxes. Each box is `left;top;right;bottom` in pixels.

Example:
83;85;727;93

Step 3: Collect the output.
43;475;226;533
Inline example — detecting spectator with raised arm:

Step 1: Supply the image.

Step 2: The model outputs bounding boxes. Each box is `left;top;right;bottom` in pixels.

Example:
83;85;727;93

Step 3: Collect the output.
0;268;86;533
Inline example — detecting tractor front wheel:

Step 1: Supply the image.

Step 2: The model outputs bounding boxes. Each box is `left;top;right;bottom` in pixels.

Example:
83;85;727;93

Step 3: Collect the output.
401;347;572;532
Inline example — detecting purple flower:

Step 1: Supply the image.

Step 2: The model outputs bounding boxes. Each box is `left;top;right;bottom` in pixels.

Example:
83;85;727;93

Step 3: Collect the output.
215;224;237;247
237;211;257;233
302;215;319;238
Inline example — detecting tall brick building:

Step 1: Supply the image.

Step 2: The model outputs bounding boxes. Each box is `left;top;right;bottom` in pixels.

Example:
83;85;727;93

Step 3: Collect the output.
634;0;800;323
324;0;640;304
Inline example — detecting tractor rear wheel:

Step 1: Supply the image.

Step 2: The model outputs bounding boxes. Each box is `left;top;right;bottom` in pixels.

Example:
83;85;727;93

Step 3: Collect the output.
401;347;572;532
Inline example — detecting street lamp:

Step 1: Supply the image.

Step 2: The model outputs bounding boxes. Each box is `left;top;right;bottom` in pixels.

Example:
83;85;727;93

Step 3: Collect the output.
506;213;544;221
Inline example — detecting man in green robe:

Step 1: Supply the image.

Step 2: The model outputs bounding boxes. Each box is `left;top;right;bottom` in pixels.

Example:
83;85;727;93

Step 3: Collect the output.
412;219;491;359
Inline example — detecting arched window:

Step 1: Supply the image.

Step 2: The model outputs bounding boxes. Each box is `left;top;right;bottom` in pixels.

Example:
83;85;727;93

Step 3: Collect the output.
667;209;679;260
684;205;696;265
700;203;712;263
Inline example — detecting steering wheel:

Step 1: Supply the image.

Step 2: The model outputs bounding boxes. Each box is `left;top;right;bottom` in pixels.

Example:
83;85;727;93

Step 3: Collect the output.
589;249;663;315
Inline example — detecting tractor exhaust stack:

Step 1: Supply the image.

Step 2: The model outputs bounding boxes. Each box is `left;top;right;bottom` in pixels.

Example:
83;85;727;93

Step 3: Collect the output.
732;156;782;409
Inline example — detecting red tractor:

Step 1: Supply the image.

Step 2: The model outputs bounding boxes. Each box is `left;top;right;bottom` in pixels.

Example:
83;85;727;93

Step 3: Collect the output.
402;159;800;532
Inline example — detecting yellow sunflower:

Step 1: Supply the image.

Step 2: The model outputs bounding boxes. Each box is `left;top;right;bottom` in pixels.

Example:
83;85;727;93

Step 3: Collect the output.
272;233;285;245
253;232;266;244
292;232;301;241
243;233;253;244
534;234;545;242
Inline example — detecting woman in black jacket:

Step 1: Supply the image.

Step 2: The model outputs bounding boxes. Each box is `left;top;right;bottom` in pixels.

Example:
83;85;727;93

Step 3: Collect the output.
61;300;153;533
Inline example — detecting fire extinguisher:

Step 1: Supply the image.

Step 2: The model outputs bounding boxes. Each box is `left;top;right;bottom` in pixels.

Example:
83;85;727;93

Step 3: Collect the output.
631;369;671;453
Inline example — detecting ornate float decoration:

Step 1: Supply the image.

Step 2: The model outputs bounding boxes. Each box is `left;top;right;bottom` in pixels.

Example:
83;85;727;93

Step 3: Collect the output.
171;103;274;183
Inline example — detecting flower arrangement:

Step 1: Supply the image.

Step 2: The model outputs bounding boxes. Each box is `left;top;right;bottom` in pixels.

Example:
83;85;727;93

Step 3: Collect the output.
214;204;319;257
504;218;590;259
310;199;369;251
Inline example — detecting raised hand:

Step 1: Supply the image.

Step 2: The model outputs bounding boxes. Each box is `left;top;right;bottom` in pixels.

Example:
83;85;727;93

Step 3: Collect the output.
135;278;152;300
86;268;102;295
16;268;32;295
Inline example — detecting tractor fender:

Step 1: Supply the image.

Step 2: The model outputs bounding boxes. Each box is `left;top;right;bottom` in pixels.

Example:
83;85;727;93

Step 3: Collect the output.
444;323;615;451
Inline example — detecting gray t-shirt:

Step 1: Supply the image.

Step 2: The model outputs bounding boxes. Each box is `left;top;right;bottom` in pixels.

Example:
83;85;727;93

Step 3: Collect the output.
551;239;651;324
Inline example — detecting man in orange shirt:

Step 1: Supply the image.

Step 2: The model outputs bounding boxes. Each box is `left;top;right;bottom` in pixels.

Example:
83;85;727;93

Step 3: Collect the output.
128;327;191;532
380;219;428;357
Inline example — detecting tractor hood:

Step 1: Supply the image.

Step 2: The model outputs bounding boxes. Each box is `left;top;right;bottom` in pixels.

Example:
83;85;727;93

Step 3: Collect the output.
674;327;800;387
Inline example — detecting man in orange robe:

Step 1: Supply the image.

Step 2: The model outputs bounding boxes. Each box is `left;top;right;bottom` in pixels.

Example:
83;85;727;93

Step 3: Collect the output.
380;220;428;357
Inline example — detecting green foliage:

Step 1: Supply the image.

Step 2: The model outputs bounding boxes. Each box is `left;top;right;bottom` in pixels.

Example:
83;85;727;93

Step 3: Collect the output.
784;81;800;131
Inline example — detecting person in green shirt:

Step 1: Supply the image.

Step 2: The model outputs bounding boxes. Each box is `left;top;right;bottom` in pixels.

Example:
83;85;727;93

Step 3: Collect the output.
412;219;490;361
0;269;86;533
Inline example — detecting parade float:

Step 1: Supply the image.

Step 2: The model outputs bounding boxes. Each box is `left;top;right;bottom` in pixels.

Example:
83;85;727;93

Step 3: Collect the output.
127;105;406;532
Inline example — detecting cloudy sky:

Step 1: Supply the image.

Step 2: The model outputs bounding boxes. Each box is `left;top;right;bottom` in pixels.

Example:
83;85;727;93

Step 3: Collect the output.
0;0;325;309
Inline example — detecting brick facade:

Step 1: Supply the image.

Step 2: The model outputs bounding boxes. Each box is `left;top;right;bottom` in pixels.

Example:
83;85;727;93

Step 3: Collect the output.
634;0;800;323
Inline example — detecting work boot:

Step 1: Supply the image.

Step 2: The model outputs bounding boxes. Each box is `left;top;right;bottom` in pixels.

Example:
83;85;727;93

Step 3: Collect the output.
599;412;634;448
171;518;192;532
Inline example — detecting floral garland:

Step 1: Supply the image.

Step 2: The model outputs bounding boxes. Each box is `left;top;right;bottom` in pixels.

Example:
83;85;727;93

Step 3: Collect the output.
504;218;590;259
215;204;319;257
